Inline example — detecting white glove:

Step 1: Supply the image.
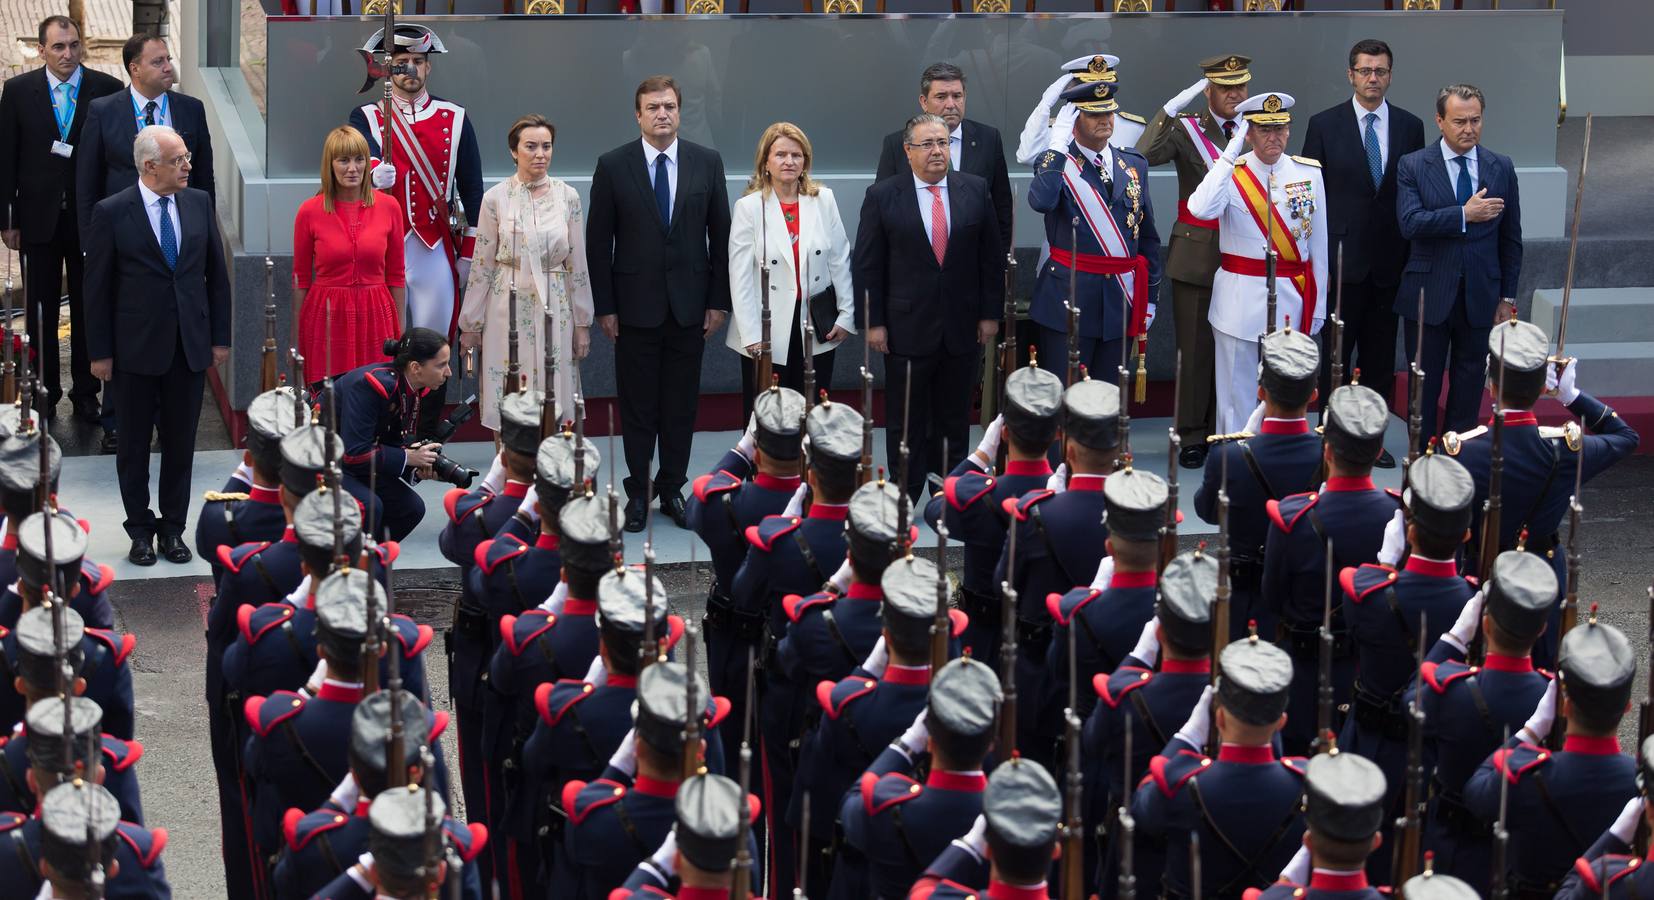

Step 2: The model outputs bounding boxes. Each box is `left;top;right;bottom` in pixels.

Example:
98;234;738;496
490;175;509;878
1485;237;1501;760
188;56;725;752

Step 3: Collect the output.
828;558;852;594
1611;797;1645;845
1518;679;1558;744
973;415;1004;467
1040;72;1072;108
1443;588;1485;654
305;658;328;695
1144;304;1157;331
1309;317;1326;337
1220;118;1250;164
1017;74;1075;165
1377;510;1406;567
329;772;360;811
1172;685;1214;750
1046;462;1068;494
952;814;989;862
862;636;889;678
1243;401;1266;435
371;162;397;190
231;461;255;487
1044;103;1078;154
647;830;679;879
1129;618;1162;667
1546;357;1581;406
517;485;540;525
896;707;930;757
1281;844;1311;885
481;452;506;494
736;413;758;461
609;729;638;777
1089;554;1116;590
582;654;608;688
1165;77;1209;117
538;579;568;613
782;483;808;518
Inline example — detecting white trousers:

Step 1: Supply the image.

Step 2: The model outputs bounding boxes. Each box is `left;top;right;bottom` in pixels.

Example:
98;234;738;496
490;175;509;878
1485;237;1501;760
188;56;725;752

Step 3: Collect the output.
404;235;455;335
1213;329;1261;435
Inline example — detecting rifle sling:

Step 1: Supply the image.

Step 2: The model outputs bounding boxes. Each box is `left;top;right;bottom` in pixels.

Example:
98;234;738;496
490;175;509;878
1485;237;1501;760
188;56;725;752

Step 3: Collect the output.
1513;440;1563;546
790;529;828;588
1238;441;1280;502
820;610;858;671
282;719;340;790
1531;770;1588;859
1028;505;1080;589
1126;689;1170;750
1186;774;1299;894
611;797;653;857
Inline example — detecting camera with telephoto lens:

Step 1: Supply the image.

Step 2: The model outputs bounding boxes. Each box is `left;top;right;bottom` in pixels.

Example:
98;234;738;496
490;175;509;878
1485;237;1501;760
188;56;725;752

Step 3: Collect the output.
406;396;479;488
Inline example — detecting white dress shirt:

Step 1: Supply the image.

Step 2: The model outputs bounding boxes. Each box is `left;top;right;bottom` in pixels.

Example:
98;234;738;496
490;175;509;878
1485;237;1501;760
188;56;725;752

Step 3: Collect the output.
1352;96;1390;171
1075;142;1114;184
1211;110;1240;140
1440;138;1480;231
137;179;182;249
948;123;963;170
913;173;951;239
642;137;679;213
130;85;170;129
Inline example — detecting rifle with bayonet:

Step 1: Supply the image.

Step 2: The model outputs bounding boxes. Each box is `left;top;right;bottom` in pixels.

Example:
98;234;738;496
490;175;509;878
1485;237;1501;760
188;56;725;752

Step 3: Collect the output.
1159;351;1182;570
1189;831;1202;900
540;271;558;437
998;514;1018;758
895;361;913;553
1551;114;1592;391
1476;328;1510;639
682;623;702;780
504;231;522;396
572;377;587;490
1313;536;1335;754
858;291;874;486
1264;171;1278;335
1407;290;1425;465
756;194;774;395
800;319;816;483
795;793;811;900
2;248;14;405
289;349;308;425
1491;726;1511;900
1549;431;1585;750
258;258;279;391
1324;244;1344;427
1390;613;1427;886
1060;699;1085;898
1116;340;1132;470
642;482;660;669
731;646;756;900
1208;448;1231;756
930;473;950;673
995;202;1018;474
1116;718;1137;900
1066;217;1080;387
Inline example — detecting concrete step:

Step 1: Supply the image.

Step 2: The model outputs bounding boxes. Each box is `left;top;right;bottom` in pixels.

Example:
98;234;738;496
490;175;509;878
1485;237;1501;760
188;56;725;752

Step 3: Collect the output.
1530;287;1654;345
1562;341;1654;396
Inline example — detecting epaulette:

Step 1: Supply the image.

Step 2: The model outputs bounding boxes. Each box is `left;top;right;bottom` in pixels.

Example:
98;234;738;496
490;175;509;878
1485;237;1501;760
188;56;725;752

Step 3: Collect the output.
218;541;273;574
1442;425;1488;456
1422;659;1479;695
429;710;450;743
500;610;557;657
1290;155;1322;168
861;769;923;816
746;515;802;553
707;695;733;729
0;811;22;833
564;779;627;826
85;628;136;667
1046;588;1101;628
1094;666;1154;709
1279;756;1309;777
203;491;251;502
1234;157;1248;168
1242;881;1305;900
239;602;296;645
362;366;396;399
692;469;743;503
945;471;996;511
1491;741;1553;784
245;690;307;737
444;488;493;526
948;608;968;638
1571;853;1643;896
1118;111;1147;125
388;614;433;658
1539;421;1584;451
284;806;350;851
80;560;114;595
1003;490;1055;522
1147;748;1209;797
664;614;687;651
1341;563;1398;604
535;679;596;727
372;540;399;567
816;674;878;720
444;817;488;862
783;591;835;624
1265;492;1319;533
100;735;143;772
475;535;530;575
1205;432;1256;444
115;821;166;868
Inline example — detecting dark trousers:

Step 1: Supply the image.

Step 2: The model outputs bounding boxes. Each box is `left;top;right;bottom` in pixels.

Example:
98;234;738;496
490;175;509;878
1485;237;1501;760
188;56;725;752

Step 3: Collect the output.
739;348;837;421
1171;278;1217;442
1403;283;1490;449
617;317;705;501
1320;279;1400;407
339;471;391;542
885;347;976;500
345;471;421;543
23;213;98;406
115;342;204;539
1035;324;1123;388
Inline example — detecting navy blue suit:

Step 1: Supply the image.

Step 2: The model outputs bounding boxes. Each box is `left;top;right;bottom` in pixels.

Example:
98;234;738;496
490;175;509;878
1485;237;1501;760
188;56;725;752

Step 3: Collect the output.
75;88;215;239
1394;141;1522;439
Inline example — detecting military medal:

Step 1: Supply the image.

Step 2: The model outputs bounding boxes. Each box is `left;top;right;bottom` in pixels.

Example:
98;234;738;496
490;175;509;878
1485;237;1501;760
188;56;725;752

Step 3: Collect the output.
1123;162;1142;240
1285;180;1315;240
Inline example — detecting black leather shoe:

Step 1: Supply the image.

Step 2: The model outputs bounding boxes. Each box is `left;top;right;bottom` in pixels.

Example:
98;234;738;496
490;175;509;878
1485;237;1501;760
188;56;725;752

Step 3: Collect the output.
128;537;156;566
1179;443;1209;470
158;534;192;564
72;396;100;424
623;496;647;533
1374;449;1397;469
100;430;118;455
661;493;689;529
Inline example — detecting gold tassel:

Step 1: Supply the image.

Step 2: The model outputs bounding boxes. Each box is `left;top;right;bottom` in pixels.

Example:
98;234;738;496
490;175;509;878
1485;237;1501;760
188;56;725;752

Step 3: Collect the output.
1133;336;1148;404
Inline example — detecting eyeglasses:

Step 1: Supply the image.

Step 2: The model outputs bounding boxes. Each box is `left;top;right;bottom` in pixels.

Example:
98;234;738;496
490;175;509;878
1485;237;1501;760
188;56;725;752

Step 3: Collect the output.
906;139;949;152
1351;67;1391;78
166;153;192;167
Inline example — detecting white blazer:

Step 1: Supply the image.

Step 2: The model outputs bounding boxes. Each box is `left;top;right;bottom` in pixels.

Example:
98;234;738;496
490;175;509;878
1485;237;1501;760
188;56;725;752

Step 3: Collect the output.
726;187;856;366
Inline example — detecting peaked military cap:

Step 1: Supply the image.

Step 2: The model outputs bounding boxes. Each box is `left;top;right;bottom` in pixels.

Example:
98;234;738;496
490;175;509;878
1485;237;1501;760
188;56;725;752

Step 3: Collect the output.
1487;319;1550;401
26;696;102;777
1004;365;1064;449
1217;633;1293;725
675;773;745;873
880;555;944;647
293;486;363;553
849;479;903;547
753;386;807;462
806;401;863;467
928;656;1002;738
558;493;616;573
16;605;84;692
1199;53;1252;86
1305;750;1386;841
1237;91;1294;125
596;566;669;636
536;434;601;498
368;785;445;881
315;569;373;663
1258;327;1319;408
983;758;1061;848
0;427;59;498
1324;384;1389;463
635;660;709;755
499;391;544;457
1404;454;1475;539
1402;869;1480;900
1063;53;1120;84
1558;617;1636;723
350;689;428;788
1103;467;1169;543
1485;551;1556;642
1157;550;1218;653
1060;79;1120;114
16;511;87;589
40;780;120;882
279;425;343;499
1061;379;1121;451
246;386;305;475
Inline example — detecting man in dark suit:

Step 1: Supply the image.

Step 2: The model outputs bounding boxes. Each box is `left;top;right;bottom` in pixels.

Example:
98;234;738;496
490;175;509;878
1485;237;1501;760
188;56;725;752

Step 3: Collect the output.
0;16;123;423
83;125;230;566
875;62;1013;255
586;75;731;532
855;113;1004;501
1394;83;1521;443
76;32;216;455
1302;38;1426;468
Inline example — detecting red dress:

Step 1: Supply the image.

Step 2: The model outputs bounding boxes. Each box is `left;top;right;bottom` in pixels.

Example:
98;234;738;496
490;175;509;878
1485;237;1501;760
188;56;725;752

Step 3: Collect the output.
292;194;406;379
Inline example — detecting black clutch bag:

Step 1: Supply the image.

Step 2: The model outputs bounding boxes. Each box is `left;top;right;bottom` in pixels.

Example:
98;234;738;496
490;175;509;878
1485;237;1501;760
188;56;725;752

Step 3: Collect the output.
807;285;838;341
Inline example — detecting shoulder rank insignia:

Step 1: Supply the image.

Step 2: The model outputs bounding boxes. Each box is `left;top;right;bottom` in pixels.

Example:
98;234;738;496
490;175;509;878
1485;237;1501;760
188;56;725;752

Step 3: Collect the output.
1003;490;1055;522
1046;588;1101;628
1290;154;1322;168
390;615;434;658
114;821;167;868
783;592;835;624
100;735;143;772
284;806;350;851
1279;756;1310;777
238;603;296;645
1491;741;1553;784
564;778;627;826
1205;431;1256;444
1421;659;1479;695
1342;564;1398;604
692;470;743;503
536;679;596;728
245;690;308;737
1118;111;1147;125
1148;748;1209;797
1094;666;1154;710
1538;421;1583;451
1265;492;1319;533
203;491;251;502
444;488;493;525
476;535;530;575
746;515;803;553
816;675;878;720
945;471;996;511
861;770;923;816
1442;425;1488;456
501;611;556;657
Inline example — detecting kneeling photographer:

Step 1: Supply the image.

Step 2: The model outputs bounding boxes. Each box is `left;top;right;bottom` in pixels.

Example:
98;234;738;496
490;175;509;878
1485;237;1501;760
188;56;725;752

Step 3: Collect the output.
334;328;476;541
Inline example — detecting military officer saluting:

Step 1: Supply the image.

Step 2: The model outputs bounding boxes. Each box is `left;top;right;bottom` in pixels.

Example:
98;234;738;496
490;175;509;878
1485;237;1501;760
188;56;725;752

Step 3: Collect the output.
437;391;542;572
1262;383;1398;755
911;758;1065;900
1556;737;1654;900
1185;91;1328;435
1028;78;1161;388
197;386;302;577
1248;749;1388;900
1198;326;1323;640
1017;54;1149;167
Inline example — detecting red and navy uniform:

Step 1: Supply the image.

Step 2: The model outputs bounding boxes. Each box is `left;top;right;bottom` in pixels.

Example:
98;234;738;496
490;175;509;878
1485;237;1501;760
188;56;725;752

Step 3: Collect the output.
304;814;486;900
331;362;431;541
1134;737;1308;900
0;621;134;739
564;769;718;899
469;531;564;628
273;796;487;900
923;456;1052;666
1085;652;1210;897
1449;394;1640;668
837;744;988;900
196;472;288;582
1556;831;1654;900
1196;420;1323;639
1242;868;1383;900
0;726;145;823
916;877;1051;900
1042;571;1159;740
0;810;171;899
1261;477;1400;754
995;476;1111;642
438;480;530;571
610;885;762;900
0;559;114;631
1464;734;1637;895
729;501;850;650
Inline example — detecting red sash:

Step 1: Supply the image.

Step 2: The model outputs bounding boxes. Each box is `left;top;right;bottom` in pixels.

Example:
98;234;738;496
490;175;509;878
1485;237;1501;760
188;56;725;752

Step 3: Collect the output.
1230;163;1317;328
1050;248;1150;337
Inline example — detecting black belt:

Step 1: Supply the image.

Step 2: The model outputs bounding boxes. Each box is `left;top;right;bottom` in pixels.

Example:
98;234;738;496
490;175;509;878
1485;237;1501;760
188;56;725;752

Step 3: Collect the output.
453;605;488;641
1017;617;1051;653
958;587;999;626
1432;782;1492;839
1229;554;1264;591
704;593;766;644
1280;622;1352;659
1350;682;1410;742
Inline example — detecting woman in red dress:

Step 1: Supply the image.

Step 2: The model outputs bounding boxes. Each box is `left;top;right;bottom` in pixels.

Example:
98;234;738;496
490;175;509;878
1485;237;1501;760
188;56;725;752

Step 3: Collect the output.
293;125;405;381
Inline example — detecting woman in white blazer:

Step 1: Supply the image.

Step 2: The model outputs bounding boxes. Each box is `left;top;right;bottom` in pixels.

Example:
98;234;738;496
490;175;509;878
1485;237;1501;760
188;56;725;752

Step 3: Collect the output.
727;122;856;417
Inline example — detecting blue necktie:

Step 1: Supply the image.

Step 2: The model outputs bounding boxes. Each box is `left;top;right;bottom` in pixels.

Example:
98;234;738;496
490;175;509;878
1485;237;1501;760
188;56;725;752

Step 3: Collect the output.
53;83;72;141
1363;112;1382;190
653;153;671;230
1454;155;1473;206
158;197;177;270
